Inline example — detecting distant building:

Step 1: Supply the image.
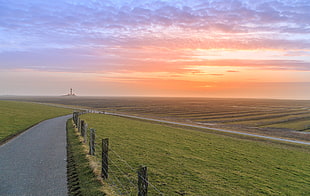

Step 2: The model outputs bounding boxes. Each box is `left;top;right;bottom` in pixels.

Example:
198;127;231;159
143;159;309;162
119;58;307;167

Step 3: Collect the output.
64;88;76;96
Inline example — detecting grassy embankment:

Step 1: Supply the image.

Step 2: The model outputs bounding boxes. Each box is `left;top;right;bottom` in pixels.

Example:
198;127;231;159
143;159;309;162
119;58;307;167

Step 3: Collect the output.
0;100;72;143
66;120;108;196
77;113;310;195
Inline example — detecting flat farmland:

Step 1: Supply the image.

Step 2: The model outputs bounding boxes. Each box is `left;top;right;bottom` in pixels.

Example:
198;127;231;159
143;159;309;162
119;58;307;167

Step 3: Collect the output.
4;97;310;141
77;113;310;195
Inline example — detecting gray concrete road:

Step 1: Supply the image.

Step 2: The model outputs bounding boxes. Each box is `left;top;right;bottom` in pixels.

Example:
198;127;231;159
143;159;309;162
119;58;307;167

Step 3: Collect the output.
0;115;71;196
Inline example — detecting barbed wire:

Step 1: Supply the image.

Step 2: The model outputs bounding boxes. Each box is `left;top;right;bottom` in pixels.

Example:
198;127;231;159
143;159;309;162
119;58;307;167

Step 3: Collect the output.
108;156;137;188
108;167;132;195
109;148;164;195
110;148;137;172
138;175;164;195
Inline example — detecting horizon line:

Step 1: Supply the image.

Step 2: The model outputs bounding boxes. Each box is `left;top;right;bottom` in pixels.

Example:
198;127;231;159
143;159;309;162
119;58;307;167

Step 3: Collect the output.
0;94;309;101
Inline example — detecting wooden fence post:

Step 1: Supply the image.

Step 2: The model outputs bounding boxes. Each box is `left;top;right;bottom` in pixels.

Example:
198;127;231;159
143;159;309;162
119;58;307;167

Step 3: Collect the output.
89;129;96;155
72;112;75;124
101;138;109;179
138;166;148;196
78;117;80;131
83;123;88;143
76;112;79;125
80;120;85;135
73;112;78;125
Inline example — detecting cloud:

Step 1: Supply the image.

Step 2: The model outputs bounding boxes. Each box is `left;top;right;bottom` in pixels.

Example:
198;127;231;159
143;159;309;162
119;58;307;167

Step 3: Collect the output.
284;50;310;57
207;74;224;76
1;0;310;42
1;0;310;74
1;44;309;76
180;59;310;71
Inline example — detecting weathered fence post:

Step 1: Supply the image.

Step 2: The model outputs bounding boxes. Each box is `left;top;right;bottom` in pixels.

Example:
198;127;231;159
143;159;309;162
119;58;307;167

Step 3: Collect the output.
89;129;96;155
76;112;79;124
77;117;81;132
83;123;88;143
80;120;85;135
138;166;148;196
101;138;109;179
72;112;75;124
73;112;79;125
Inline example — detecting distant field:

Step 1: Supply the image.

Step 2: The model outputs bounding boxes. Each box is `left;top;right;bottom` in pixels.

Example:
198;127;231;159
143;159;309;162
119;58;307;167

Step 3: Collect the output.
0;101;72;142
8;97;310;141
78;113;310;195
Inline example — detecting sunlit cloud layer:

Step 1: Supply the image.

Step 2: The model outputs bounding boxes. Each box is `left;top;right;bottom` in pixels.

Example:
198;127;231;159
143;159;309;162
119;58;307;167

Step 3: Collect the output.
0;0;309;98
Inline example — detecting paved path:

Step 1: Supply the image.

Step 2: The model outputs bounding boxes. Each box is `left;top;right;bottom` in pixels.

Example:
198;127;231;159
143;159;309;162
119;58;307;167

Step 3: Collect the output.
105;112;310;146
0;115;71;196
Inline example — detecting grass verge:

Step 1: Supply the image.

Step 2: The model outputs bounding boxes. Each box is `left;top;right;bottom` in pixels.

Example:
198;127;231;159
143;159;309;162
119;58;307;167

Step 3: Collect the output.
0;100;72;144
79;113;310;195
67;119;114;196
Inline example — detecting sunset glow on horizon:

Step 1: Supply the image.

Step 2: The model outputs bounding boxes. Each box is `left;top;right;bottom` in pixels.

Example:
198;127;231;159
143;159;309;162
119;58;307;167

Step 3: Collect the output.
1;0;310;99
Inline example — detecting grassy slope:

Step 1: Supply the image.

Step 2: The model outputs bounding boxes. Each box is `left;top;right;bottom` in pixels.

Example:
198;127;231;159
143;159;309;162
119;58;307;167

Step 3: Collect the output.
80;113;310;195
0;100;71;142
66;120;107;196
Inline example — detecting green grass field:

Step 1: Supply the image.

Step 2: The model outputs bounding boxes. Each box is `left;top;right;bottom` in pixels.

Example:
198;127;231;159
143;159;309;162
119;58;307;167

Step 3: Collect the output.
0;100;72;142
79;113;310;195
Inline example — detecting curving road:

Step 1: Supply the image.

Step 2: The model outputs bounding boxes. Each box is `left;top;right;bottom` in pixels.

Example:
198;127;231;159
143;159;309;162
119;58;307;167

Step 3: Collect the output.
0;115;71;196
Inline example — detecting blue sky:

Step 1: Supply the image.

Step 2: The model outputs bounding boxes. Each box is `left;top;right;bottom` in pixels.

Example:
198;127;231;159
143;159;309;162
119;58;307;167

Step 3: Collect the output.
1;0;310;98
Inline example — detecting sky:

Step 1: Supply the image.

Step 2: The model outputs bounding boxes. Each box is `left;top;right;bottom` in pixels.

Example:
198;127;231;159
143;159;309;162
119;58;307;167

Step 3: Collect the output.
0;0;310;99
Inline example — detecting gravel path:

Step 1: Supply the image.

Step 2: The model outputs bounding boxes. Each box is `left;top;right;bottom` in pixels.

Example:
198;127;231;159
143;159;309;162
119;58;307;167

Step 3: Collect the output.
0;115;71;196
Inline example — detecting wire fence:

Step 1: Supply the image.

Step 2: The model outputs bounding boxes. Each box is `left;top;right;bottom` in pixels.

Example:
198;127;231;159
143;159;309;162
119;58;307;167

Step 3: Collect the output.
72;111;164;196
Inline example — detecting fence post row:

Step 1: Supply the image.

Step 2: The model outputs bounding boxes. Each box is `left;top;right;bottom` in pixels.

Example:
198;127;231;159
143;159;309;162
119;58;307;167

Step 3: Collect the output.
138;166;148;196
89;128;96;155
101;138;109;179
72;112;153;195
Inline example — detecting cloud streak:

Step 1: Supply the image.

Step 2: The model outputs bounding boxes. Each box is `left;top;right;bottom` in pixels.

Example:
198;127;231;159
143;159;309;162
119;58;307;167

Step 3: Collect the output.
1;0;310;52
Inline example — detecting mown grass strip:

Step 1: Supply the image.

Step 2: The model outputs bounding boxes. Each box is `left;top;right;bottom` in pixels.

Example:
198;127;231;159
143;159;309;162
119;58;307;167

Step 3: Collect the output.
80;113;310;196
264;118;310;131
0;100;72;144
